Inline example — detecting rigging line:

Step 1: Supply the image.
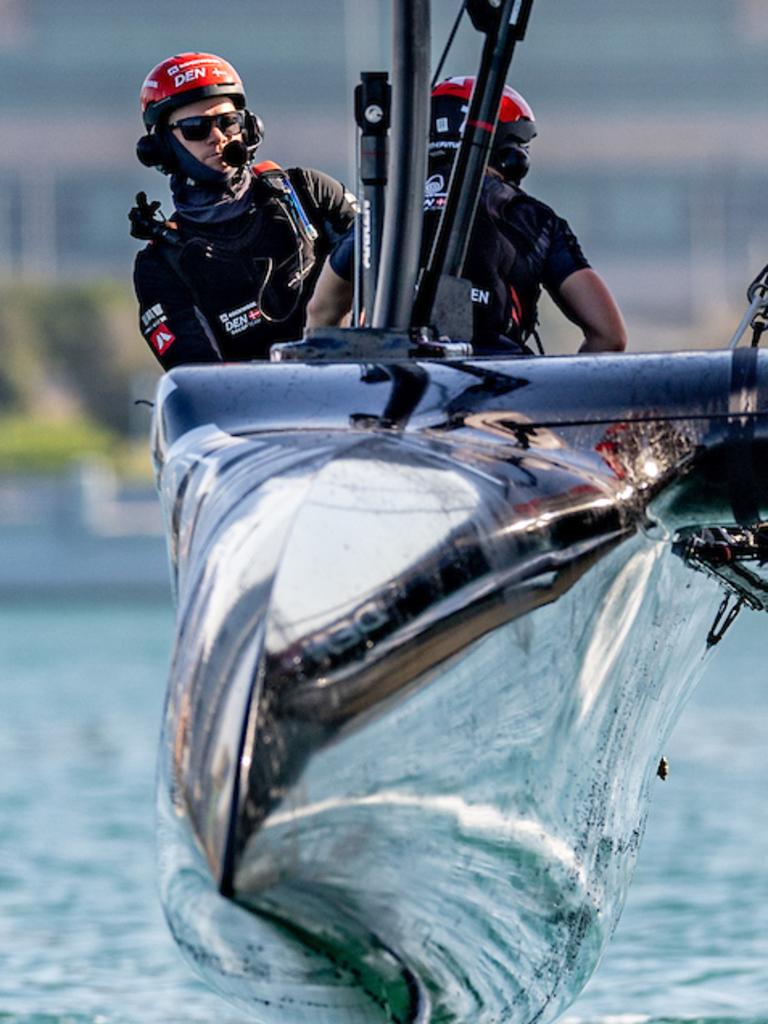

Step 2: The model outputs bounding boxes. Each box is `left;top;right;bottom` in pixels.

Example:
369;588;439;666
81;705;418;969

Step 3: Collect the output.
448;409;768;431
432;0;467;88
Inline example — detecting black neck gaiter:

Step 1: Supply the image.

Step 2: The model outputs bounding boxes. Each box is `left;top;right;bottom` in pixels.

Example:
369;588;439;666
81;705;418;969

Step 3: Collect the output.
166;131;253;224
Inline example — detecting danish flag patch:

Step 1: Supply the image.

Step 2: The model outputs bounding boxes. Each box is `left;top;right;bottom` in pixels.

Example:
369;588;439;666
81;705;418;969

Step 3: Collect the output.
150;324;176;355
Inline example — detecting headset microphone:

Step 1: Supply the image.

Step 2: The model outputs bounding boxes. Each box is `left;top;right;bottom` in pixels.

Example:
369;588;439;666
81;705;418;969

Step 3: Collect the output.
222;139;250;168
222;111;265;168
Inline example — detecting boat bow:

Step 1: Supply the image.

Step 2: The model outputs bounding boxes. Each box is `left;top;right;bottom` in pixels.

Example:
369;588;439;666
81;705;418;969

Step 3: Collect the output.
153;350;768;1023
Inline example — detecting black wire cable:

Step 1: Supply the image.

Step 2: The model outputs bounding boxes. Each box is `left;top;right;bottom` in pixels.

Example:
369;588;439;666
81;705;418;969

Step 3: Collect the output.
432;401;768;432
747;262;768;303
431;0;466;88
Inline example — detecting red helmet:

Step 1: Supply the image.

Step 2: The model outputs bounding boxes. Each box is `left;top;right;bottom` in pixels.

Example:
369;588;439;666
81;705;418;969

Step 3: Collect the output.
140;52;247;129
430;76;536;157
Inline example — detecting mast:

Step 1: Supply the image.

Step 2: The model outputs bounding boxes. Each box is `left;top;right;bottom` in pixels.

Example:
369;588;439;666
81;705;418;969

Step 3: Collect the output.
354;71;391;324
412;0;535;334
370;0;430;331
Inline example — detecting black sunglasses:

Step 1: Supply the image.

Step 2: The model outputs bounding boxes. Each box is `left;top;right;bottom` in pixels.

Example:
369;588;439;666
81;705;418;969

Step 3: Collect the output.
168;110;245;142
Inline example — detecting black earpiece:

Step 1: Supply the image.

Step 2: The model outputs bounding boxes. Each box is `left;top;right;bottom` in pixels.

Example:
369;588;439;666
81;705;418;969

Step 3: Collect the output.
136;133;161;167
493;143;530;184
136;131;176;174
243;109;265;149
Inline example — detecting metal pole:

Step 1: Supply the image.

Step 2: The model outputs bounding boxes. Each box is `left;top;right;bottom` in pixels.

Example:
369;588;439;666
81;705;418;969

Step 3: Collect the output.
370;0;430;331
344;0;387;182
412;0;534;327
355;72;391;325
353;129;364;326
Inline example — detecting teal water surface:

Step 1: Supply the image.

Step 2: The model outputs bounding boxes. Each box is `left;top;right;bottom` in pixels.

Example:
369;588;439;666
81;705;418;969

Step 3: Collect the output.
1;600;766;1024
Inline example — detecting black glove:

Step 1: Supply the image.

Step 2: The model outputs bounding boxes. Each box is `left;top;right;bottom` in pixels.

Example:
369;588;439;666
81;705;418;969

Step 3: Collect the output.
129;192;163;240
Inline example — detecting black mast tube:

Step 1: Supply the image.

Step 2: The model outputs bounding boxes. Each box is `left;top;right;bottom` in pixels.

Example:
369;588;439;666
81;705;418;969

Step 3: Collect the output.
370;0;430;331
413;0;534;327
354;72;391;325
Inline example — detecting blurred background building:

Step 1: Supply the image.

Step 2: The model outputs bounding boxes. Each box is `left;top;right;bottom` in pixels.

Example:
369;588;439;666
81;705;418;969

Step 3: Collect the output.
1;0;766;332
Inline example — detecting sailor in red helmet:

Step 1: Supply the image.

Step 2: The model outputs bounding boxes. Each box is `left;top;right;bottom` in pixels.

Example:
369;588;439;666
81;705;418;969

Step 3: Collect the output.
308;76;626;355
130;52;357;369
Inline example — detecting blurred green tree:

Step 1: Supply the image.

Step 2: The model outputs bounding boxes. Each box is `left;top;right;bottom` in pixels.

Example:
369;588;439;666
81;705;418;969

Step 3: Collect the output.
0;281;158;436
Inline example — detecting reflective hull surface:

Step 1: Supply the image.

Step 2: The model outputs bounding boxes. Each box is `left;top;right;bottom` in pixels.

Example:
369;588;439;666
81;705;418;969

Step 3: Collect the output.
153;352;768;1023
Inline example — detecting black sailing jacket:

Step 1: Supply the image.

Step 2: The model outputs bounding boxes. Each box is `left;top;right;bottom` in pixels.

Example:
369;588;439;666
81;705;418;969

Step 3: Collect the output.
422;164;591;351
133;166;356;369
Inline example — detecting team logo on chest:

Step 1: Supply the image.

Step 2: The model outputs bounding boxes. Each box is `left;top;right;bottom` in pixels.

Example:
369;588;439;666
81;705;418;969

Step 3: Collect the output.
219;300;263;335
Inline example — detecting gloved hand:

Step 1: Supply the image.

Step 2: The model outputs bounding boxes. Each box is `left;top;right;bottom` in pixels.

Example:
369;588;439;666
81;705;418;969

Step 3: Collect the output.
129;192;163;240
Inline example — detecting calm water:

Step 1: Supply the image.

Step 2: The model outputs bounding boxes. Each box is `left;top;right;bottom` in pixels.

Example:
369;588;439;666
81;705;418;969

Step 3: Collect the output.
1;598;766;1024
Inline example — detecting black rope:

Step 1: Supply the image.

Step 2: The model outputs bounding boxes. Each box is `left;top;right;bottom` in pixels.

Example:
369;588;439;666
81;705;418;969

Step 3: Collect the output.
747;262;768;304
432;1;466;88
449;407;768;432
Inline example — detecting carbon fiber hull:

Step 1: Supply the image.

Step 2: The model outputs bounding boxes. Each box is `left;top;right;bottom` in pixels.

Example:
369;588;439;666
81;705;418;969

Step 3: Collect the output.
153;351;768;1022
